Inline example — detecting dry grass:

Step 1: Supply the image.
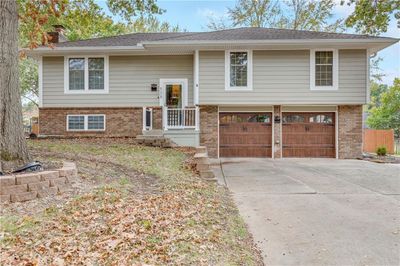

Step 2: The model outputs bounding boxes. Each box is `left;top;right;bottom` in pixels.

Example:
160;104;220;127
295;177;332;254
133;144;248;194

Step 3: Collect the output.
0;139;263;265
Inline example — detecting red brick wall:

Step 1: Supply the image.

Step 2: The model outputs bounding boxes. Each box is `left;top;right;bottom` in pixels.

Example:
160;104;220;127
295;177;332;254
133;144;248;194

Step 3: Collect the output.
338;105;363;159
39;107;143;137
200;106;218;157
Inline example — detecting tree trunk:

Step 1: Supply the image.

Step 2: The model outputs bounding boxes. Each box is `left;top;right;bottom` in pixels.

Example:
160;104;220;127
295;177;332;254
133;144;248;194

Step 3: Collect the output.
0;0;30;172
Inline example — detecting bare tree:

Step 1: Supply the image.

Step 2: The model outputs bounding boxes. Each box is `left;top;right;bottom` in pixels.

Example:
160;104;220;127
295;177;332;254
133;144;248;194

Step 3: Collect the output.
228;0;282;27
0;0;30;171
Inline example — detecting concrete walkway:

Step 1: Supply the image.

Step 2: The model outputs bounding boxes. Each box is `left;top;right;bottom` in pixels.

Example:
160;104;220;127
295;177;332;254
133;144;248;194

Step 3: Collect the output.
211;158;400;266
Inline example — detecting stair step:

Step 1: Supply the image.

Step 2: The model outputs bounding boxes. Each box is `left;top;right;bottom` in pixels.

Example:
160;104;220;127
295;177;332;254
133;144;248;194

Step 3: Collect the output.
200;170;215;179
196;163;210;171
196;146;207;154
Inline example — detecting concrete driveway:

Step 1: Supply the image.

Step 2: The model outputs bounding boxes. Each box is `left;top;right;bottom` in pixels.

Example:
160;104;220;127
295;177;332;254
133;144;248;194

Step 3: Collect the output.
212;159;400;266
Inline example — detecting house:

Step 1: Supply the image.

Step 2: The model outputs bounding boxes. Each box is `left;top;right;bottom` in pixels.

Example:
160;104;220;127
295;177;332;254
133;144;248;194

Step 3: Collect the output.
26;27;398;159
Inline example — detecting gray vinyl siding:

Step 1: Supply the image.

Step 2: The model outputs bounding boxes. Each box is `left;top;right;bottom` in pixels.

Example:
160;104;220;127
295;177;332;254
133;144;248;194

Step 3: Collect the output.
199;49;367;104
42;55;194;107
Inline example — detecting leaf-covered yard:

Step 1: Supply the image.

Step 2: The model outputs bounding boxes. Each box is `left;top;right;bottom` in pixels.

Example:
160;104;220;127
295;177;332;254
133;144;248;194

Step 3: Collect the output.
0;139;262;265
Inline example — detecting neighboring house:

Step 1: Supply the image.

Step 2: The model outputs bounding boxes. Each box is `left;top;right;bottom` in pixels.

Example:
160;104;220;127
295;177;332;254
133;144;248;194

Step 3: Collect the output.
26;26;398;159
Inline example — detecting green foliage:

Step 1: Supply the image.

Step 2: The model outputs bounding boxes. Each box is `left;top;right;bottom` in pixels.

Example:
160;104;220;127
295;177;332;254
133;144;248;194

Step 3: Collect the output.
368;81;388;109
107;0;164;21
367;78;400;138
341;0;400;35
376;146;387;156
19;58;38;107
209;0;343;32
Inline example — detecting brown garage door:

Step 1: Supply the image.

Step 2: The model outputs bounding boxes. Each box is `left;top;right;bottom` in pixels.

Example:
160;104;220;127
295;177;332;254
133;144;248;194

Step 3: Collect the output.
282;112;336;158
219;112;272;157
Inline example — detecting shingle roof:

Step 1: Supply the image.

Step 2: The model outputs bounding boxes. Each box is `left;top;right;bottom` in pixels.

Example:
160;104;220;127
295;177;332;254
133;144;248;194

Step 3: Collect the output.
54;27;397;47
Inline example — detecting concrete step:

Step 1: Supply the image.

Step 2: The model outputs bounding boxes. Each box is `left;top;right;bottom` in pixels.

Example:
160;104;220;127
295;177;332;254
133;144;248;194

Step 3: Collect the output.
143;129;163;136
194;153;209;164
136;135;165;140
196;146;207;154
196;163;210;171
200;170;215;179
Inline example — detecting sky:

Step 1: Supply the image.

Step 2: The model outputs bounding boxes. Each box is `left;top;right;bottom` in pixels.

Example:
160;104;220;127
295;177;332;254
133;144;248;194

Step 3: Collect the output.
102;0;400;86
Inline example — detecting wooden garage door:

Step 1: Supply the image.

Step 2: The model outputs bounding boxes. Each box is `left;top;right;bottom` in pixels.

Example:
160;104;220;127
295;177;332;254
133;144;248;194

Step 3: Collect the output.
219;113;272;157
282;112;335;158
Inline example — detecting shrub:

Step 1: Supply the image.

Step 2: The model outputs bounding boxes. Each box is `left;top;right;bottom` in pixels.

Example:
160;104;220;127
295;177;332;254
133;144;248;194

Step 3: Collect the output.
376;146;387;156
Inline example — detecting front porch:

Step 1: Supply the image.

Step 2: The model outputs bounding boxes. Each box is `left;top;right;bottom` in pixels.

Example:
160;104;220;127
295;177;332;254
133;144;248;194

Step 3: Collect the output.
140;106;200;147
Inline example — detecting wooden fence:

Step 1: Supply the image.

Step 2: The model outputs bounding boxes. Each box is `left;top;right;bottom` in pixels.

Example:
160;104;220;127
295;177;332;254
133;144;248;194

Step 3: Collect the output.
363;129;395;154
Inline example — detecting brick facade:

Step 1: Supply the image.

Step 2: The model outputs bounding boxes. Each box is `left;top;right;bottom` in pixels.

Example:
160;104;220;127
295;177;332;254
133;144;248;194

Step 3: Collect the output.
199;105;218;157
39;107;143;137
152;107;162;130
273;105;282;158
338;105;363;159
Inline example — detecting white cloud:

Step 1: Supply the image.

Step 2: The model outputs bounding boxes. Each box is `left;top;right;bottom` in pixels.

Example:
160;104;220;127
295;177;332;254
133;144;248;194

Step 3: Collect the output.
196;7;228;20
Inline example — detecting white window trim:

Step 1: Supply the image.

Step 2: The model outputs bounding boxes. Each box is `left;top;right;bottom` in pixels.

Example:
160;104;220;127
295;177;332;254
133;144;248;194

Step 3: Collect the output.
225;50;253;91
64;55;109;94
310;49;338;91
142;107;153;131
66;114;106;131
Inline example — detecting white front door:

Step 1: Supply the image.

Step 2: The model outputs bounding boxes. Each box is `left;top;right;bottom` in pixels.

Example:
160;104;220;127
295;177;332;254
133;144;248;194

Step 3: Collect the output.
160;79;188;108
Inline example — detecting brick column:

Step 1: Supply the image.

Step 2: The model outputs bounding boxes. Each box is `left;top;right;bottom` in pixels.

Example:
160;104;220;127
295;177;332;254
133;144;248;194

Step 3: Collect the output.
152;107;162;130
200;105;218;158
273;105;282;158
338;105;363;159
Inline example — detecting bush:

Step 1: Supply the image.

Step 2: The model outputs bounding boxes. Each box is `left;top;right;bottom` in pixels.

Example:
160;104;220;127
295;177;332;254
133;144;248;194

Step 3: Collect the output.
376;146;387;156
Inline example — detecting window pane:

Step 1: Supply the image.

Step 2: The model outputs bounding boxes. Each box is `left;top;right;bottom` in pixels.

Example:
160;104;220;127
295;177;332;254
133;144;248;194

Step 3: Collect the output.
315;51;333;87
68;116;84;130
88;58;104;90
309;115;333;124
69;58;85;90
248;114;271;123
230;52;248;87
283;115;305;123
88;115;104;130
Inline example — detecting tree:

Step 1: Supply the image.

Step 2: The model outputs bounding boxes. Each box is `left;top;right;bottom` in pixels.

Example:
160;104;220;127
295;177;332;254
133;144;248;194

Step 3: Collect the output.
227;0;282;28
208;0;343;32
367;79;400;137
2;0;165;171
368;81;388;109
0;0;31;170
341;0;400;35
279;0;344;32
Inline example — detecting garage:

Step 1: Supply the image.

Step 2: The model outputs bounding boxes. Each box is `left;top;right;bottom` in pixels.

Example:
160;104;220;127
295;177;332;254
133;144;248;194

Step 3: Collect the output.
282;112;336;158
219;112;272;157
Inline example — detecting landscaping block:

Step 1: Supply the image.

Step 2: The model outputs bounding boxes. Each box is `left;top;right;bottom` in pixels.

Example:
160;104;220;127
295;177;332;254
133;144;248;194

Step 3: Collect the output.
0;194;11;203
59;167;77;181
15;173;41;185
27;181;50;192
0;184;28;195
40;171;60;181
49;177;67;187
37;187;58;198
11;191;37;202
0;175;16;186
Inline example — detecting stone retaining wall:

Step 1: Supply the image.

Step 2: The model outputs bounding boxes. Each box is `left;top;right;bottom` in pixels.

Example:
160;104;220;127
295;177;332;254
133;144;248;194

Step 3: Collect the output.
0;162;78;203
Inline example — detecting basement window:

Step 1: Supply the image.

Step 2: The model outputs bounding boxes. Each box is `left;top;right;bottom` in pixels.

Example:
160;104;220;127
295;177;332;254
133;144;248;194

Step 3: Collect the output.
67;115;105;131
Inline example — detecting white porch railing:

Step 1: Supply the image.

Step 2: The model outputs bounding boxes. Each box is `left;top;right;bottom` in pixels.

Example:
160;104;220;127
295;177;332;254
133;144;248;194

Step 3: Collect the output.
163;107;199;130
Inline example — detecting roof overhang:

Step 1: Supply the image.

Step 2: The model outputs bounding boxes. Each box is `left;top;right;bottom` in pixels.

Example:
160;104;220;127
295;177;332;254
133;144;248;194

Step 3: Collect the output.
23;38;398;57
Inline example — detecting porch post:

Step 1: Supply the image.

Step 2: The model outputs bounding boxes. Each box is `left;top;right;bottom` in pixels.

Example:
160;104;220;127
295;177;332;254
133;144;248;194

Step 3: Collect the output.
193;50;199;105
195;106;200;131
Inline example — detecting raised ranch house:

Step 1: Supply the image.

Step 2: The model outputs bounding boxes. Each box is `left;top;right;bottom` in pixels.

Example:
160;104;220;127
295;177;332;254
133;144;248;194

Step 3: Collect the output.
26;27;398;159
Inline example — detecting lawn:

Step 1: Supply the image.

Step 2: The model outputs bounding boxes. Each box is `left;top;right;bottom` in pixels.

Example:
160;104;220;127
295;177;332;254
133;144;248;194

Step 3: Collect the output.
0;139;262;265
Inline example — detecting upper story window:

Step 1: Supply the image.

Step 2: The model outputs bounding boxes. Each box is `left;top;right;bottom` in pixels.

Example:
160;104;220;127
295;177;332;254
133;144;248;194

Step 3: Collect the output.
225;50;253;91
310;49;338;91
64;56;109;94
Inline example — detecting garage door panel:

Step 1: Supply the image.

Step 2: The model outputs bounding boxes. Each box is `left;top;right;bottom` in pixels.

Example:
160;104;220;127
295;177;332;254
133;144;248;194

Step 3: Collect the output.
282;112;335;158
219;113;272;157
